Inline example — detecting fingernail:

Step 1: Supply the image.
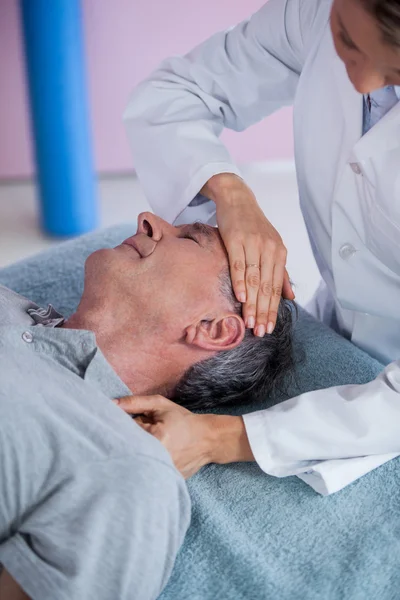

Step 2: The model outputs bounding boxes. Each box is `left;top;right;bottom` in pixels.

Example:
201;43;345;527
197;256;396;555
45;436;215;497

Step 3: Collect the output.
267;322;274;334
238;292;246;303
256;324;265;337
112;399;120;405
247;316;255;329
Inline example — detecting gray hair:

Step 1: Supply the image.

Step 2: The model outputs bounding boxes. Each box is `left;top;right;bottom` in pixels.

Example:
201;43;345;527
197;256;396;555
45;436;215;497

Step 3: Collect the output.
361;0;400;47
173;269;296;411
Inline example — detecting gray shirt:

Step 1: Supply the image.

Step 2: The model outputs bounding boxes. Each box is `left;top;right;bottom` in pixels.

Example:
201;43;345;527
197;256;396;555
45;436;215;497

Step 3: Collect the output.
0;285;190;600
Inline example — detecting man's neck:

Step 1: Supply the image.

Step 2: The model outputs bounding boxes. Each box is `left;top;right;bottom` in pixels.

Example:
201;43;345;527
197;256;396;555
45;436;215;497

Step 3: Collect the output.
62;310;192;397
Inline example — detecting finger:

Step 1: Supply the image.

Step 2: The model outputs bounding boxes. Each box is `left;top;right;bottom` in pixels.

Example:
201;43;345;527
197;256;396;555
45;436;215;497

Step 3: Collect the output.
253;249;274;336
135;420;152;432
134;415;153;425
243;265;262;330
226;241;247;303
263;258;286;335
135;420;164;445
241;242;262;329
282;269;295;300
114;394;170;415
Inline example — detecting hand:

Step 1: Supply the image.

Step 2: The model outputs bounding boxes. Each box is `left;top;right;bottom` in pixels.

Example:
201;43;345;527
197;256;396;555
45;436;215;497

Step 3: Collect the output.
201;174;294;336
0;569;30;600
115;395;254;478
115;395;215;478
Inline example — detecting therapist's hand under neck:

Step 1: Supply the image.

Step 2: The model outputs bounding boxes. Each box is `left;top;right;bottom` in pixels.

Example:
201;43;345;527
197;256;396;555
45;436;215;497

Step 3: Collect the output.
115;395;255;479
201;173;294;336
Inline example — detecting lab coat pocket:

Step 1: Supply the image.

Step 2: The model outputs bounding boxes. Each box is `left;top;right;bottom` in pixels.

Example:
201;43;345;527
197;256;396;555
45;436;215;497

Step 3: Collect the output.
361;159;400;277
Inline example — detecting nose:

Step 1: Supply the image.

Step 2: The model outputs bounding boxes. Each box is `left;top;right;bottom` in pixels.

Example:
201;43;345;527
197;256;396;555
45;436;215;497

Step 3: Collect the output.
346;60;385;94
136;212;164;241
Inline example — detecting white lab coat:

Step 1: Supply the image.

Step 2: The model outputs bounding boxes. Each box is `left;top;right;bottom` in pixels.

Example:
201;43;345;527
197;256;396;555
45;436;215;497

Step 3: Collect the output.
124;0;400;494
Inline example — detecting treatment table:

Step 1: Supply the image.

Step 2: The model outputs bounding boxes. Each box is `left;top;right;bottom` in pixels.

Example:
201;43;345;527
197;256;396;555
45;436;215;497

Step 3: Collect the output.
1;224;398;600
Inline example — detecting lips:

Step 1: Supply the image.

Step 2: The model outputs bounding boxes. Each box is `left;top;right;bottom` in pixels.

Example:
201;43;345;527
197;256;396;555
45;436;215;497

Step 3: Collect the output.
121;233;157;258
122;236;141;257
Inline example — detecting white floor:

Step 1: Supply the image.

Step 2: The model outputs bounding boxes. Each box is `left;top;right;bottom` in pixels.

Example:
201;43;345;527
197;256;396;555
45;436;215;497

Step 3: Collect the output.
0;162;320;307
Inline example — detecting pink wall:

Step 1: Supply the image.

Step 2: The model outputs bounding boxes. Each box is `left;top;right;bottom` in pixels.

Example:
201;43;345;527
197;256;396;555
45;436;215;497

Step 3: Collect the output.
0;0;293;180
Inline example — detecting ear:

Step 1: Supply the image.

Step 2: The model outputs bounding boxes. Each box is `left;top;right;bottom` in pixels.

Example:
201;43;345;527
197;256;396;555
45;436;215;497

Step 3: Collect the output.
185;314;245;352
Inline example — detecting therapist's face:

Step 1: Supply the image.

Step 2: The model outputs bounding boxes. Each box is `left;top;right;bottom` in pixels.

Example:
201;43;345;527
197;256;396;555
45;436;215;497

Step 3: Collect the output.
331;0;400;93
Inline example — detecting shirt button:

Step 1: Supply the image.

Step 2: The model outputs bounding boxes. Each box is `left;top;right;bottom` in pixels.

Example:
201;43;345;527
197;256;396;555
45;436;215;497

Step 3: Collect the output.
22;331;33;343
350;162;362;175
339;243;357;260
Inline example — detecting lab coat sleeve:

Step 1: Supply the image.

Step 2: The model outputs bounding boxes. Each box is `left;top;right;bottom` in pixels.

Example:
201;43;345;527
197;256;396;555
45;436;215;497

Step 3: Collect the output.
243;359;400;495
123;0;328;223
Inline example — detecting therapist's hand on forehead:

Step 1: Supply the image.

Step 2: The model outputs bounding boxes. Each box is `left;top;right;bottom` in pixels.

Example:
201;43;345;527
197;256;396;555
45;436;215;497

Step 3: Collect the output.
200;173;294;336
123;0;400;495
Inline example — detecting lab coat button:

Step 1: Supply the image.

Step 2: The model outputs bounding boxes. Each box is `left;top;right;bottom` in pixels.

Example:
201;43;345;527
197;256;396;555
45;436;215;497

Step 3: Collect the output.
350;162;362;175
339;244;357;260
22;331;33;343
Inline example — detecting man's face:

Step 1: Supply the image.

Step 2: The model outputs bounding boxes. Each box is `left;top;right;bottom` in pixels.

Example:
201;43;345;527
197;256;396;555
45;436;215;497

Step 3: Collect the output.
331;0;400;94
83;213;233;338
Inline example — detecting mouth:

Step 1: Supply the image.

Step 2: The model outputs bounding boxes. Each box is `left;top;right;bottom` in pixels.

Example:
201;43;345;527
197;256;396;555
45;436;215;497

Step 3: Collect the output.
121;236;141;257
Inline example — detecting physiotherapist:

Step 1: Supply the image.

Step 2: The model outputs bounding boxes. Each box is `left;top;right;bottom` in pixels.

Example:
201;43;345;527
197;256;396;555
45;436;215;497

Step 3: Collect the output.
121;0;400;495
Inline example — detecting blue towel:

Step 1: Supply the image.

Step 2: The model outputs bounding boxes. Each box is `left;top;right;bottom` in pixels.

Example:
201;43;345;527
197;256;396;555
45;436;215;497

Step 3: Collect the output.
1;224;398;600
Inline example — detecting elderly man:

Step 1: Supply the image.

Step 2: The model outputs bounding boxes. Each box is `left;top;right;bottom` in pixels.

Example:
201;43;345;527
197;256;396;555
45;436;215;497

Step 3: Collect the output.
0;213;294;600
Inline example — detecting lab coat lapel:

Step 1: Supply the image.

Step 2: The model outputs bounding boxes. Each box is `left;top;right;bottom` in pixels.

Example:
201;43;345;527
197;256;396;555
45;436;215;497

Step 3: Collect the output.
354;100;400;159
332;54;363;157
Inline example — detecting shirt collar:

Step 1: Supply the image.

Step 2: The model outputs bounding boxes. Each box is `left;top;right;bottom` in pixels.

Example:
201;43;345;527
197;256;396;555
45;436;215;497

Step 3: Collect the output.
1;285;132;400
395;86;400;101
30;325;132;400
83;335;133;399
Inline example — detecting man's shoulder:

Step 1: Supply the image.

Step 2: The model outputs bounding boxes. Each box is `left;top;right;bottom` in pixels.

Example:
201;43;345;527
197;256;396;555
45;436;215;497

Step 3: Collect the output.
0;341;177;477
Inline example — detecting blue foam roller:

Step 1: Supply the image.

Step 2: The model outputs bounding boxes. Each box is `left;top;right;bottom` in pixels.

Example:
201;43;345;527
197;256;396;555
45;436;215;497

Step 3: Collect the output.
20;0;99;236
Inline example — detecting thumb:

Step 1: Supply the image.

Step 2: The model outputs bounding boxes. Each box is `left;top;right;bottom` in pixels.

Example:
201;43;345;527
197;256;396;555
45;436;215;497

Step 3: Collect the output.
113;394;168;416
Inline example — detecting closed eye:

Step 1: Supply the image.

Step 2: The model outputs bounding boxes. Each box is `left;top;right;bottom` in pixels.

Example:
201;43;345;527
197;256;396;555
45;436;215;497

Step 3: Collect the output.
178;222;215;246
182;233;200;244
